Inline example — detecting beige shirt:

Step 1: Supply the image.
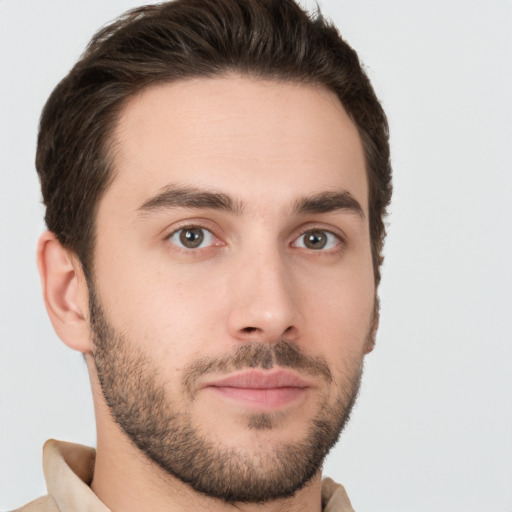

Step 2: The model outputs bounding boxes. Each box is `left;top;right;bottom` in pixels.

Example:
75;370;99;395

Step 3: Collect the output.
15;440;355;512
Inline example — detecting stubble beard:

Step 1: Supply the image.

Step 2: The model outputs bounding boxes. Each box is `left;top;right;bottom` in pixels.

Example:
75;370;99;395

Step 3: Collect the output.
89;288;365;504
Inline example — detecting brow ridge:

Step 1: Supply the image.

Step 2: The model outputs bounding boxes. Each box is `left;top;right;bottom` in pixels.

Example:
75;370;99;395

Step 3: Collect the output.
138;185;363;219
292;190;364;218
138;185;244;215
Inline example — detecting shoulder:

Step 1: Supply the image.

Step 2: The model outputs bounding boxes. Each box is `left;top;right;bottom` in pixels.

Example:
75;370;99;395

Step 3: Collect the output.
11;495;59;512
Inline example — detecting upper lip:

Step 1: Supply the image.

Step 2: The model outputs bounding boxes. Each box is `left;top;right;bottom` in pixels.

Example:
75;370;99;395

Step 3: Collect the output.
202;369;312;390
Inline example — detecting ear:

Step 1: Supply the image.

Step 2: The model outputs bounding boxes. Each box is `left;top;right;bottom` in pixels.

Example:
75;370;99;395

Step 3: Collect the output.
364;298;380;354
37;231;93;353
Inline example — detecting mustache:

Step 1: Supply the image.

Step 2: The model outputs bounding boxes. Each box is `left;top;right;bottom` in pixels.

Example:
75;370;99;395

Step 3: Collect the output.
183;340;332;397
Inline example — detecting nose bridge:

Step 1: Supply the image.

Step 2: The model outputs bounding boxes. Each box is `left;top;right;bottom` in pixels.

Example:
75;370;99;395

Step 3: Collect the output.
228;238;299;342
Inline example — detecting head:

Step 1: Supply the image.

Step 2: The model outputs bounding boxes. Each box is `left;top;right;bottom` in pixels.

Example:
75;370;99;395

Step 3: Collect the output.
36;0;391;505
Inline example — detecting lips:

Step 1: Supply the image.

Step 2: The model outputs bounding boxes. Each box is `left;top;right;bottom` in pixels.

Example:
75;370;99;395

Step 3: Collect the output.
202;369;311;410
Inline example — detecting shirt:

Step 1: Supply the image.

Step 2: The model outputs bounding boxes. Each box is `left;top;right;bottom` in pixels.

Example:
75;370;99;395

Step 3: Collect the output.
14;440;355;512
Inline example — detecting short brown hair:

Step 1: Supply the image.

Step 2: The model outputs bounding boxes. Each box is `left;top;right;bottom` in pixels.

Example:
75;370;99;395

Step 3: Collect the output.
36;0;392;283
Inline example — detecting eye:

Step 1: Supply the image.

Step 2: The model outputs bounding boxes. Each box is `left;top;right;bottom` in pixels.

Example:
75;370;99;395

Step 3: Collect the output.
292;229;341;251
168;227;216;249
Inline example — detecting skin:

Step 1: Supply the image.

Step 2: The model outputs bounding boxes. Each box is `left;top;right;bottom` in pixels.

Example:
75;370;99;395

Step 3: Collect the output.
38;75;376;512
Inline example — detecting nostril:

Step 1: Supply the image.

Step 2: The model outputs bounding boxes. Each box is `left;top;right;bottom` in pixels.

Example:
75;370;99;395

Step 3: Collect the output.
240;325;296;337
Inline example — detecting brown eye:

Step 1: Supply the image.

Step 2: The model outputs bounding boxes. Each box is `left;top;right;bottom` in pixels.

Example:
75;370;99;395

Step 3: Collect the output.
293;229;340;251
303;230;327;249
180;228;203;248
169;227;214;249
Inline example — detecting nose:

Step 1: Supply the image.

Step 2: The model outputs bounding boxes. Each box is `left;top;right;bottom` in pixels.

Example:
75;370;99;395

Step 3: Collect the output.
227;247;300;344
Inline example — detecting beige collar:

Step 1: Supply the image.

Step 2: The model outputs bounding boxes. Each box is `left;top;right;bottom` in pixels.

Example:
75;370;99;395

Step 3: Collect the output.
43;439;110;512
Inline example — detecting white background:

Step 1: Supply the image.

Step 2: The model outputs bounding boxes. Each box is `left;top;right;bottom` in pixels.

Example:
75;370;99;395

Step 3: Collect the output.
1;1;511;510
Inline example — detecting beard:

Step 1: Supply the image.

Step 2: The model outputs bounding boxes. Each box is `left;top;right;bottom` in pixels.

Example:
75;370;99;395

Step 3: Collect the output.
89;287;365;504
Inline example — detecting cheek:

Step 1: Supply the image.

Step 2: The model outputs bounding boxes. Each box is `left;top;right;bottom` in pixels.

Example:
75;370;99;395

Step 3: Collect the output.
95;253;226;364
299;256;375;352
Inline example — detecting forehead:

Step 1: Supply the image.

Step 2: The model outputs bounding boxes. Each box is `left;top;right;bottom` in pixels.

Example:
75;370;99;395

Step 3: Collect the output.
107;75;367;213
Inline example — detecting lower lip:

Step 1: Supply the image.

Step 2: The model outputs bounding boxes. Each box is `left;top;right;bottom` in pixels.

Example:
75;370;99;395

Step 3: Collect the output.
207;386;307;410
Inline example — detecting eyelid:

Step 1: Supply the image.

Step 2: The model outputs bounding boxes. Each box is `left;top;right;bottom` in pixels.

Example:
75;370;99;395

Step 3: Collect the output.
163;217;220;238
169;227;214;248
164;221;225;251
290;225;346;251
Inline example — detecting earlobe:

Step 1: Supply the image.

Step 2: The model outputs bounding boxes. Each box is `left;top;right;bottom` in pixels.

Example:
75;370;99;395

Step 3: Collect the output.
37;231;92;353
364;334;376;354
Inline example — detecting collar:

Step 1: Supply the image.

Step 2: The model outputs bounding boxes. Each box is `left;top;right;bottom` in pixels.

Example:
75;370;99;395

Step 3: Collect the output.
43;439;110;512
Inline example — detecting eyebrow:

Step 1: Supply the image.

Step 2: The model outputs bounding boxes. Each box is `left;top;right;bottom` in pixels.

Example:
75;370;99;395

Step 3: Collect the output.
138;185;364;219
291;190;365;218
138;185;245;215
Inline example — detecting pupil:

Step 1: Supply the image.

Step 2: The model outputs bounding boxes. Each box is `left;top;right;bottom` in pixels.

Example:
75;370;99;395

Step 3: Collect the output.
305;230;326;249
180;228;204;248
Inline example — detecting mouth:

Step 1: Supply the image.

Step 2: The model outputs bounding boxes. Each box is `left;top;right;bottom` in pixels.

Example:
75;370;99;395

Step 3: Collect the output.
201;369;312;411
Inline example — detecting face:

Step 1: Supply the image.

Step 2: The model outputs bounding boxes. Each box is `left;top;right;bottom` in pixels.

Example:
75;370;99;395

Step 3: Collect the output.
89;76;376;502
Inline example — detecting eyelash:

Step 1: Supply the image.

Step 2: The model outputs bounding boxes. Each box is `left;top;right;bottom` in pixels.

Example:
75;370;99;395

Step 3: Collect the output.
166;224;345;255
291;229;343;252
166;225;221;251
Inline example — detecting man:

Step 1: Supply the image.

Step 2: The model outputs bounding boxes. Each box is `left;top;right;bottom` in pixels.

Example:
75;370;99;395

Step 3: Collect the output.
20;0;391;510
